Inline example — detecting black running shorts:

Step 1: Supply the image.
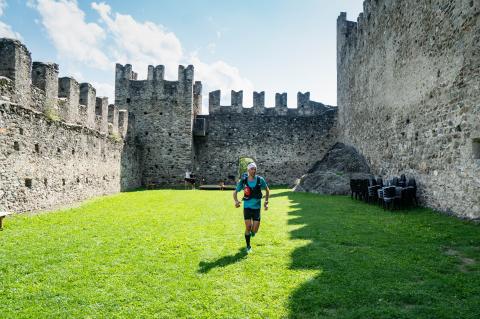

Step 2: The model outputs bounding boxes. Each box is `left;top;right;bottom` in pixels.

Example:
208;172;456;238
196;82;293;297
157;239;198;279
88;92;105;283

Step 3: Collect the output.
244;208;261;221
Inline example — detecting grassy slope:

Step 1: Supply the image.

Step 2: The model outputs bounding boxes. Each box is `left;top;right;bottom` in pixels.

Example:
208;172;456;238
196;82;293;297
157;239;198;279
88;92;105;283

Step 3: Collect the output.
0;189;479;318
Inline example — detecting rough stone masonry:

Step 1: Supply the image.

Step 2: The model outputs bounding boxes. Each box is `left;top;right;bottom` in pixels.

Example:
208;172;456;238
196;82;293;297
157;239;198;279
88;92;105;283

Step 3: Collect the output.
0;0;478;219
337;0;479;218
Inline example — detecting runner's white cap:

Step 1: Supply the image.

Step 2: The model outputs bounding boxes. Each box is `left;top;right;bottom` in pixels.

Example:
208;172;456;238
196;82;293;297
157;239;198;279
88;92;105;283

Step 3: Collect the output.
247;162;257;170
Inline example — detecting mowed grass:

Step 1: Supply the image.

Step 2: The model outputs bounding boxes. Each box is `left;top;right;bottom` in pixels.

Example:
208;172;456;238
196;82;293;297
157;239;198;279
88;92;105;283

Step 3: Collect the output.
0;189;479;318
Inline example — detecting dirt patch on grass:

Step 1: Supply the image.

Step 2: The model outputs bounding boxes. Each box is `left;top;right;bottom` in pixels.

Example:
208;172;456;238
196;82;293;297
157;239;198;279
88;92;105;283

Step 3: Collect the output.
444;247;477;273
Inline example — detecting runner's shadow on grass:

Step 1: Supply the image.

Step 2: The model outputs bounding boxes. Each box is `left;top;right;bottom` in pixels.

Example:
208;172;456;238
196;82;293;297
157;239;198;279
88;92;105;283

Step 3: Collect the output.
198;248;247;273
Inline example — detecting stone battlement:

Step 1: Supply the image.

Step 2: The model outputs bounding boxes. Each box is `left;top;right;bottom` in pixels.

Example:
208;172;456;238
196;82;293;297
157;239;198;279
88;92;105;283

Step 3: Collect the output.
208;90;336;116
0;38;138;214
0;38;128;138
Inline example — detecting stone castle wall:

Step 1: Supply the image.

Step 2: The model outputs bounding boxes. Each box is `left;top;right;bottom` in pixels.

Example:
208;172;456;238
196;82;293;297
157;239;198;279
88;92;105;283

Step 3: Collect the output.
194;90;338;185
115;64;197;186
0;38;138;213
337;0;480;218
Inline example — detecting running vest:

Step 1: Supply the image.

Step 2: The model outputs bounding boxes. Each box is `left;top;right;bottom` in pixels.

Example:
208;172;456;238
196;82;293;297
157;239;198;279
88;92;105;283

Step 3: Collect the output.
242;176;263;201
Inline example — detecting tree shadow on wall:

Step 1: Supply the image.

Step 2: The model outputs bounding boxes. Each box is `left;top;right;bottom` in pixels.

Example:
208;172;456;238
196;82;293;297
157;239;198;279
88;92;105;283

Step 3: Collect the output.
285;192;476;318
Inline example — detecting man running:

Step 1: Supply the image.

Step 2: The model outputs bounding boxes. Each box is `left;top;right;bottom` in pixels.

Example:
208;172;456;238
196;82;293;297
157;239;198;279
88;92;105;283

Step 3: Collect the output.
233;162;269;253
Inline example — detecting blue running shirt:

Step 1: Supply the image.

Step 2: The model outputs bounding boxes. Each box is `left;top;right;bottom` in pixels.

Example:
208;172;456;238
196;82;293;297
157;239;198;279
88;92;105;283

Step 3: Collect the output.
236;176;268;209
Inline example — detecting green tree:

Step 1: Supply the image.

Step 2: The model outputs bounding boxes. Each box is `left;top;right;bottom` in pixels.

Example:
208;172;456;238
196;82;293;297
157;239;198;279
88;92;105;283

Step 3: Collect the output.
237;157;255;180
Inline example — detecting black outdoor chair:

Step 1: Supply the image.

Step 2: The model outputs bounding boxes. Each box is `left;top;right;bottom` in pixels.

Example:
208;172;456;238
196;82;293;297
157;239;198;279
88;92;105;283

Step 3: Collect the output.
350;179;358;199
391;177;399;186
382;186;397;210
376;177;384;188
377;187;384;205
367;178;380;203
360;179;370;202
404;178;418;207
399;174;407;187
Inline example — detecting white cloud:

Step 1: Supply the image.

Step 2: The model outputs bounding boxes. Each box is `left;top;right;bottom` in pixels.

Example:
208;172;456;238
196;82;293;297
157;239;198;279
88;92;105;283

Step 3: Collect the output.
30;1;253;111
0;0;22;40
91;2;253;109
0;21;22;40
92;1;183;79
0;0;6;16
34;0;111;70
206;42;216;54
90;81;114;101
189;55;254;110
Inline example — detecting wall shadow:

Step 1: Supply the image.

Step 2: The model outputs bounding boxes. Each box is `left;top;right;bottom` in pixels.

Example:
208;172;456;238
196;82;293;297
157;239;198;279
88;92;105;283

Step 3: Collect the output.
285;192;480;318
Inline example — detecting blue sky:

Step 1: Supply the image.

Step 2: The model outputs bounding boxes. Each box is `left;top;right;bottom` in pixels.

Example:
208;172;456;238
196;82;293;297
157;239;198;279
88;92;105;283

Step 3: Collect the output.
0;0;363;111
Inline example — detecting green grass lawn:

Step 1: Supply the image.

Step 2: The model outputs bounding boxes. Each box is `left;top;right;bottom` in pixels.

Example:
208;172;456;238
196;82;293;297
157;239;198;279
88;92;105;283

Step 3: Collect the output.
1;189;479;318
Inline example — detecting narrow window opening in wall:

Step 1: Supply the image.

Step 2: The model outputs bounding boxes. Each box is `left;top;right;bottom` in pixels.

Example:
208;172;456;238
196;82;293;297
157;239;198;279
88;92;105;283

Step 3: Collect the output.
62;178;66;186
311;134;314;138
415;132;419;141
168;148;172;153
14;141;20;151
386;115;390;121
144;112;148;115
473;138;480;159
401;132;405;137
25;178;32;188
168;132;172;136
145;131;149;136
126;98;131;103
160;112;163;115
406;118;410;124
103;176;107;180
86;152;89;157
34;144;40;153
72;149;75;155
148;147;151;153
77;177;80;183
437;70;441;78
57;147;61;154
85;177;89;183
456;125;462;132
19;128;24;135
44;178;47;186
470;0;474;7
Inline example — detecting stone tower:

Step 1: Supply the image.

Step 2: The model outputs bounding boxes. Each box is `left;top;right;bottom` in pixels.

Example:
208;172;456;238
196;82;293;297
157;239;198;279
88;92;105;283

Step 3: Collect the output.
115;64;201;185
